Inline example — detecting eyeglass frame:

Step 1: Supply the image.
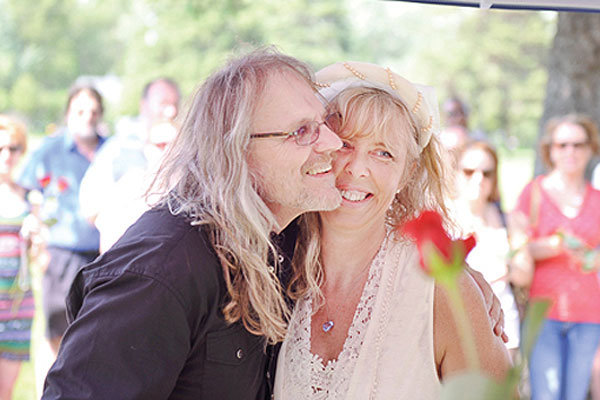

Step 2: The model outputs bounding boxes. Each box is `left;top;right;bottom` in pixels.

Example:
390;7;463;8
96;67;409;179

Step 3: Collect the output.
250;112;341;146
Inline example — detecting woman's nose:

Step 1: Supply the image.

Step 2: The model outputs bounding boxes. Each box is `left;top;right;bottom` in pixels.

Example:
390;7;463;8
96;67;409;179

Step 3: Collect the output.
344;153;369;178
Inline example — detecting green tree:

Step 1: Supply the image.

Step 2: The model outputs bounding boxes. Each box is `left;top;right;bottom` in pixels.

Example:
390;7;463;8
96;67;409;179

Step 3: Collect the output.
114;0;352;115
414;8;555;147
535;12;600;176
0;0;124;130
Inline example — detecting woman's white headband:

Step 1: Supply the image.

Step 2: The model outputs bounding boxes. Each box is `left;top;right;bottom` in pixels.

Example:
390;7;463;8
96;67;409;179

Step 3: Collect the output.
315;61;440;152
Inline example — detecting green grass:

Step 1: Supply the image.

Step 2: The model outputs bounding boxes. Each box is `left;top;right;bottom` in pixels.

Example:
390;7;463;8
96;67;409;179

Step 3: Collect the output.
13;361;36;400
12;263;47;400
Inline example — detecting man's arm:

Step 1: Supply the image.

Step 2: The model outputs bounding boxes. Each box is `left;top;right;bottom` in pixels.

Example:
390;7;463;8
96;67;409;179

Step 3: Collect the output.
43;271;191;399
464;265;508;343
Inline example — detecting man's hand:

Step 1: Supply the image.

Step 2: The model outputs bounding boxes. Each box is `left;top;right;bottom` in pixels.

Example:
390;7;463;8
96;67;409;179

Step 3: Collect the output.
465;265;508;343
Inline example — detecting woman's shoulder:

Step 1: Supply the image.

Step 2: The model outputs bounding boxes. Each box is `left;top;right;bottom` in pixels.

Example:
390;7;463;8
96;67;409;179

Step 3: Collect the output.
433;271;511;380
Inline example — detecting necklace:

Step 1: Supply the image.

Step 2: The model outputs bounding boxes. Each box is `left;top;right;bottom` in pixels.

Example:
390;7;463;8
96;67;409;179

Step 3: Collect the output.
322;303;335;333
320;234;389;333
321;267;370;333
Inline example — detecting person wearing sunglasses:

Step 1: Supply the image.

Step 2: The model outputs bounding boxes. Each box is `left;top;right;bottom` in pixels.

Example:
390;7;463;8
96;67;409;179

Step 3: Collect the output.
511;114;600;400
451;140;521;361
274;63;510;399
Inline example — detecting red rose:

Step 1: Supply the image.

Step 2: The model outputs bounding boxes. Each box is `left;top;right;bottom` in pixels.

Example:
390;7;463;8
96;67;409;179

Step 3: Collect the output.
401;210;476;277
39;174;51;188
57;177;69;192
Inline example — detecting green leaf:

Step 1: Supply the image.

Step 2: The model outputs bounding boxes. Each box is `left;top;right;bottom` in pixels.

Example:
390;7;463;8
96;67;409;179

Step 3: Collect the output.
440;371;511;400
424;241;464;285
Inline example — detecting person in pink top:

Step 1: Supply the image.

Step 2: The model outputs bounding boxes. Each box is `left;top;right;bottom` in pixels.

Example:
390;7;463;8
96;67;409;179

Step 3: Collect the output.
512;114;600;400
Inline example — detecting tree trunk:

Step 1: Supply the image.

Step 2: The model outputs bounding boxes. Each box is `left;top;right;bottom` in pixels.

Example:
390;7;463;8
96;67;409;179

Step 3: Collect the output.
536;12;600;176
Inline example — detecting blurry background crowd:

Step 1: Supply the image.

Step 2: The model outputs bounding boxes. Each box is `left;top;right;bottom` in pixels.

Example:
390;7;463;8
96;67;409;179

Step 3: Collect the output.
2;0;600;399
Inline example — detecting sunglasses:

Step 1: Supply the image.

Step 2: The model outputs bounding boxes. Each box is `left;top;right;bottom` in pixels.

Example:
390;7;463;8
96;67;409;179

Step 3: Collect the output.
552;141;589;150
0;145;23;154
461;168;495;179
250;112;341;146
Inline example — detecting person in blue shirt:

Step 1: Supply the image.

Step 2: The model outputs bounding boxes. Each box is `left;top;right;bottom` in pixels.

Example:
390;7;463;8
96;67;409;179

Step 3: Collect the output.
18;85;106;357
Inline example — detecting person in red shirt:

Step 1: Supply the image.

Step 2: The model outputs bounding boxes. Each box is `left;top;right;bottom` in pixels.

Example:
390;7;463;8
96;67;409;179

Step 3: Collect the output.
512;114;600;400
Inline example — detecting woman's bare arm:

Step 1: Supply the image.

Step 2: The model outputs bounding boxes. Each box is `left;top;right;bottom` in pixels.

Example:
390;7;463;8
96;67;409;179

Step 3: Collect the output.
434;271;512;381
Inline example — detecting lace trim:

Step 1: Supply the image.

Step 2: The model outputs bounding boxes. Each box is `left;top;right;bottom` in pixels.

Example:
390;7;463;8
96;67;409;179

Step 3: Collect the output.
280;234;390;400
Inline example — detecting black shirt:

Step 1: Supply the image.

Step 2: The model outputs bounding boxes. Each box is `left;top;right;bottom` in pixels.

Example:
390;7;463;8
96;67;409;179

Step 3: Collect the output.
42;205;297;400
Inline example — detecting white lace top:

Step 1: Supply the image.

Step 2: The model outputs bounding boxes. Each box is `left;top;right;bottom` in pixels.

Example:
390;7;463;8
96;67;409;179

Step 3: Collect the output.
275;238;440;400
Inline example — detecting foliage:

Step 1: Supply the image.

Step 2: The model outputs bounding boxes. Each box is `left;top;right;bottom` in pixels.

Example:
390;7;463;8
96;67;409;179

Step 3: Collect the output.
114;0;352;116
0;0;558;145
0;0;125;130
404;7;555;147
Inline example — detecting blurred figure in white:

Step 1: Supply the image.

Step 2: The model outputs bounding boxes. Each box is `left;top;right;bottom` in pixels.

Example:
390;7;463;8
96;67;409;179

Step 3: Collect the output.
79;78;180;234
115;78;179;141
94;120;178;252
450;140;521;359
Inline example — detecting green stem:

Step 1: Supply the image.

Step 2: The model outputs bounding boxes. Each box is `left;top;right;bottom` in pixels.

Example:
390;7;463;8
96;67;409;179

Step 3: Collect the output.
444;280;480;371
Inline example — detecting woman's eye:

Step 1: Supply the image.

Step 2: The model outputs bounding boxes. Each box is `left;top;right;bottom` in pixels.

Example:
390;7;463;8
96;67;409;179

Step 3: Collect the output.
376;150;393;159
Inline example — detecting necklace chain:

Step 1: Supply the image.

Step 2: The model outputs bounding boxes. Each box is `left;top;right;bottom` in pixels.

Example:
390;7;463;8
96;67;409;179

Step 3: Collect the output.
320;234;389;333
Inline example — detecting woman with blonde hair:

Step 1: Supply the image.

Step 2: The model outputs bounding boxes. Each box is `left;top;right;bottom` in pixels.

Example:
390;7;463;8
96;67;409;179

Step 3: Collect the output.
511;114;600;400
0;115;34;400
274;62;510;399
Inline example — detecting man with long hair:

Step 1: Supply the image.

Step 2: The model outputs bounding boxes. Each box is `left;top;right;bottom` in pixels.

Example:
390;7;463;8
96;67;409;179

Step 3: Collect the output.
42;48;343;399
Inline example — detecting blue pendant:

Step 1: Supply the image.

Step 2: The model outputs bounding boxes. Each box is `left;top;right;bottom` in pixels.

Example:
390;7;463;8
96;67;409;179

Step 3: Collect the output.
322;320;334;333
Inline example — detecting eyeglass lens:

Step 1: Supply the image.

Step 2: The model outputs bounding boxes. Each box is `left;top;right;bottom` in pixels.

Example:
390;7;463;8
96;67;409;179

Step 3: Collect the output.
296;112;342;145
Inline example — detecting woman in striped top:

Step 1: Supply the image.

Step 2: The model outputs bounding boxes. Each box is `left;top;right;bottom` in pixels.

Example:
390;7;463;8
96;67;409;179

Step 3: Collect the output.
0;115;34;400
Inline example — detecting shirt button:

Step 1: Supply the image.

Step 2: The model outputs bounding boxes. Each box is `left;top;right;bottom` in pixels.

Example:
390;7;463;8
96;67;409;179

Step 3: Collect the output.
236;348;244;359
277;255;284;263
266;371;271;379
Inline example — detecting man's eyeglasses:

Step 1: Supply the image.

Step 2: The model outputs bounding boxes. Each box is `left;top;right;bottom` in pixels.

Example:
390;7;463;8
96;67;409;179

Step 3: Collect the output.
0;145;23;154
461;168;495;179
552;141;589;150
250;112;341;146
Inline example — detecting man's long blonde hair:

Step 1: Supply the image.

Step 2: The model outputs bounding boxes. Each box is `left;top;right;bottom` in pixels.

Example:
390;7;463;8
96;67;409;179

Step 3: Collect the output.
289;86;451;301
150;47;315;344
